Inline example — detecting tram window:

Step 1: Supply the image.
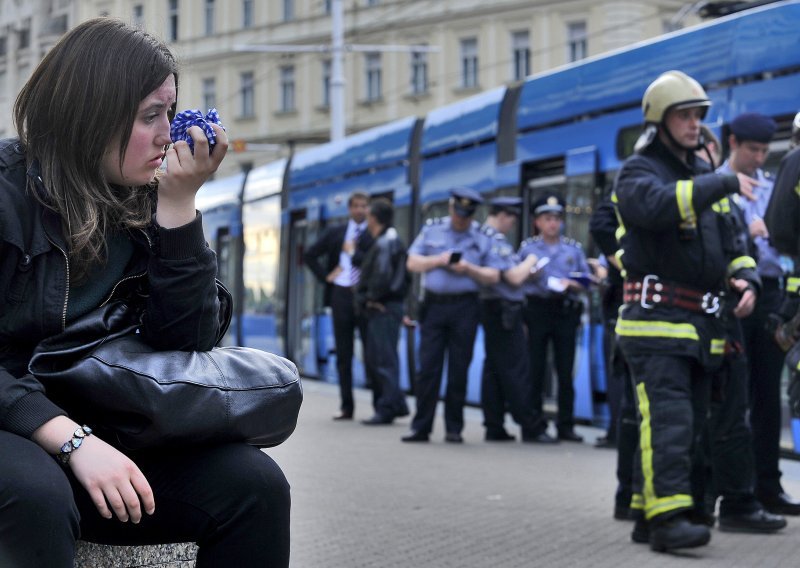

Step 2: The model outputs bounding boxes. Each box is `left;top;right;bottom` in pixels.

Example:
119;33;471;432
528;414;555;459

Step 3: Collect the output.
242;195;281;315
616;124;643;160
421;200;449;223
394;204;411;244
565;174;595;249
215;227;233;288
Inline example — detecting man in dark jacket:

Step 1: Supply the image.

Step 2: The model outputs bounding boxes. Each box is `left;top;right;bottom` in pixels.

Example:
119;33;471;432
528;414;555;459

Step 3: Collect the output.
613;70;762;552
356;198;410;425
303;191;374;419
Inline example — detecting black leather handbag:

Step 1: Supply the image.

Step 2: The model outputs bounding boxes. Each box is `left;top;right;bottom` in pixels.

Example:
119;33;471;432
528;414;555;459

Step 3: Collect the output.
28;296;302;451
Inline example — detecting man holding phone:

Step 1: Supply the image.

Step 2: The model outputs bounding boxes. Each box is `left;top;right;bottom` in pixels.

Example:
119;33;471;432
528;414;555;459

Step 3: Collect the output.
402;188;498;443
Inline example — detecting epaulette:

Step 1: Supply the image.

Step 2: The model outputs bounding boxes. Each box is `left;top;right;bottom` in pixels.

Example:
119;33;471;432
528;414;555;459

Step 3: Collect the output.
479;224;504;239
561;236;582;248
424;217;445;226
479;223;496;236
520;236;541;247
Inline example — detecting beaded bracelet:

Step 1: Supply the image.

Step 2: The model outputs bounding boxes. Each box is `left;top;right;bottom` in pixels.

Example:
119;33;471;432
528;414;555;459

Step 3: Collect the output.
57;425;93;465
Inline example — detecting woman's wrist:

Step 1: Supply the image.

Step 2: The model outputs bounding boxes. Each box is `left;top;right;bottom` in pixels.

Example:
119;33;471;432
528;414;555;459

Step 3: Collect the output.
31;415;82;454
57;425;93;465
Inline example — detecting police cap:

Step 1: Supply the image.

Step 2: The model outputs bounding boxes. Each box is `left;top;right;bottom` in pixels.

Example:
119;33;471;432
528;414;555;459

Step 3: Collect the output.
730;112;777;144
532;193;565;216
449;187;483;217
489;196;523;216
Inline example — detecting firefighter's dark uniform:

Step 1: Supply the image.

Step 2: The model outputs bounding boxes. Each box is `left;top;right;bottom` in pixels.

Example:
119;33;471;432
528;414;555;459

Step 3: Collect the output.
613;135;758;524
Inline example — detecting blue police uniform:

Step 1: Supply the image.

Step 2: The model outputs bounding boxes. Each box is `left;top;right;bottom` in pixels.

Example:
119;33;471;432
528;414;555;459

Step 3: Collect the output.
519;194;589;441
478;198;540;441
718;112;797;511
403;188;493;442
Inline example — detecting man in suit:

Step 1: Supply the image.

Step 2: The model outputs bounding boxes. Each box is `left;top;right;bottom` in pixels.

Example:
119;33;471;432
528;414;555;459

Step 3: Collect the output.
304;191;374;420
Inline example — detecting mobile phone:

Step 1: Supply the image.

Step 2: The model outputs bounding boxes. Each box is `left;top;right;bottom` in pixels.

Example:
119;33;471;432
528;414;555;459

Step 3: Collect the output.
448;251;462;264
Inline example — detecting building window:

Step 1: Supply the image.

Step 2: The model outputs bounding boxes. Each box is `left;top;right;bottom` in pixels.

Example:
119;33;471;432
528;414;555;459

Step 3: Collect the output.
18;20;30;50
324;0;331;14
243;0;254;28
512;31;530;81
410;50;428;95
568;21;587;62
460;38;478;89
132;4;144;28
240;71;255;118
283;0;294;21
204;0;215;36
202;77;216;111
168;0;179;42
365;53;382;101
321;60;331;107
366;0;380;5
0;37;7;57
280;66;296;112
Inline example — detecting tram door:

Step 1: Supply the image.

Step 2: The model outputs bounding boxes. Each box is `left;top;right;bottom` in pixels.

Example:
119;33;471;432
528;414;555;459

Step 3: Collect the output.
285;206;323;377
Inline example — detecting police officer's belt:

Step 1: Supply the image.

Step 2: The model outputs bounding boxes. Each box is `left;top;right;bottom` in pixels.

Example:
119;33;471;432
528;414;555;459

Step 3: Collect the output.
623;275;723;315
425;291;478;303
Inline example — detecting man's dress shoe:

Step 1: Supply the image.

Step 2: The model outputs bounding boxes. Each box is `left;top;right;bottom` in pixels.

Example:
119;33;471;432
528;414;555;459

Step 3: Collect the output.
401;430;429;442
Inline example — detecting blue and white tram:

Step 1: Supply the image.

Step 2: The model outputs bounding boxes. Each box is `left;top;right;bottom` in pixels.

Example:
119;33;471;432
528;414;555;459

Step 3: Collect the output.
197;0;800;447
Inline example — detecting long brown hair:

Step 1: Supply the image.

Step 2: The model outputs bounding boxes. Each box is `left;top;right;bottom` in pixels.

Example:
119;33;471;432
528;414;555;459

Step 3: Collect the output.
14;18;178;282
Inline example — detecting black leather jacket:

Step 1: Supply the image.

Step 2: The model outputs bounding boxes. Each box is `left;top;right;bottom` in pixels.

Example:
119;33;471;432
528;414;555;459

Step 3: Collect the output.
0;139;223;438
355;227;409;308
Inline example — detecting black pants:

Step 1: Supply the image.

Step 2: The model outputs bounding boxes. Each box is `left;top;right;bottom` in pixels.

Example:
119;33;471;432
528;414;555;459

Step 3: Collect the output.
523;297;581;435
411;295;479;436
614;344;638;511
624;352;711;521
699;339;760;516
364;301;407;419
331;285;369;414
0;432;290;568
741;279;786;499
480;299;540;436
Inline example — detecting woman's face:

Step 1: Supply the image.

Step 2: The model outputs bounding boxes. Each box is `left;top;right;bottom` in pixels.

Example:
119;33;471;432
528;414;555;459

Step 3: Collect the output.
102;74;176;186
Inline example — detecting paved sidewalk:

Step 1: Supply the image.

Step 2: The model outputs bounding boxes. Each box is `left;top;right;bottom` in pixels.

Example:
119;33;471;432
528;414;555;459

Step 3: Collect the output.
268;381;800;568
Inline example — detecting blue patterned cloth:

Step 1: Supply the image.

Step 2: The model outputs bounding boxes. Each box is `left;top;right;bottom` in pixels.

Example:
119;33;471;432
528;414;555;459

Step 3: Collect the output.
170;108;225;154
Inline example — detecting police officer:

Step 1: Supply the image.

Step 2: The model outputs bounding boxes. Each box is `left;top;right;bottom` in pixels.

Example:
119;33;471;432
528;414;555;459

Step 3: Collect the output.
716;112;800;515
519;193;590;444
402;188;499;443
613;70;762;552
479;197;541;441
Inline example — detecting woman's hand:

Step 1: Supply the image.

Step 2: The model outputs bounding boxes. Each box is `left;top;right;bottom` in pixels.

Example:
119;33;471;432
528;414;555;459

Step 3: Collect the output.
69;436;155;523
32;416;155;523
156;123;229;228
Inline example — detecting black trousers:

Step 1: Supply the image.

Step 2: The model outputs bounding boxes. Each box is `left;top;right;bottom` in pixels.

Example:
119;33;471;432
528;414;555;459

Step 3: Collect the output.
741;279;787;499
0;432;290;568
624;352;710;521
523;297;581;435
699;339;760;516
613;344;638;511
411;295;479;435
480;299;541;436
364;301;407;419
330;285;369;414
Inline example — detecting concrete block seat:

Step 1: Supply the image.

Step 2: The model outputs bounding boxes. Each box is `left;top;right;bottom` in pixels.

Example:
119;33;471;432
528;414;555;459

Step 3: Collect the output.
75;541;198;568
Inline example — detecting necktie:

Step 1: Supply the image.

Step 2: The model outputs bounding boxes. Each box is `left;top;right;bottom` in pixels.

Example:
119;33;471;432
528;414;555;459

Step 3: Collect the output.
351;226;362;285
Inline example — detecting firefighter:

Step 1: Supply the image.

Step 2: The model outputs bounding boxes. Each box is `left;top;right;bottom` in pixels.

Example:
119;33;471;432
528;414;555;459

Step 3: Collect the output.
612;70;762;552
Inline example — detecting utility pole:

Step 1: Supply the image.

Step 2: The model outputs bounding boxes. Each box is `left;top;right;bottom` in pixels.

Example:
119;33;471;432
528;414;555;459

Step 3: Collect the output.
234;0;437;142
330;0;345;141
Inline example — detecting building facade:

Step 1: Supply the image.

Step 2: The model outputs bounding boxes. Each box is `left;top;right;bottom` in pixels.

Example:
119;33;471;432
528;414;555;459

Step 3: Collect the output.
0;0;697;176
